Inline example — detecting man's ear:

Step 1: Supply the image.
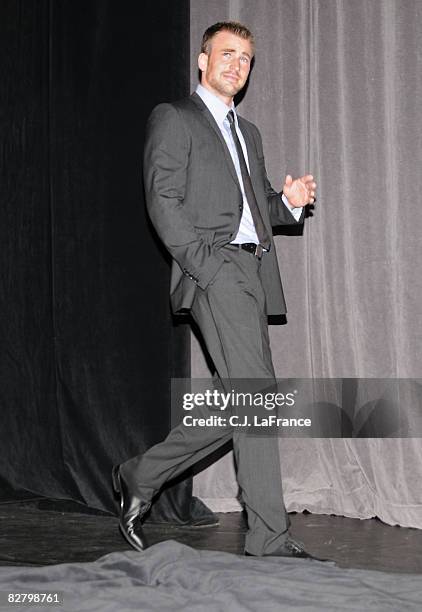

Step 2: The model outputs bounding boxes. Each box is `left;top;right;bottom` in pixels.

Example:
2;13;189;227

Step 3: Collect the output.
198;52;208;73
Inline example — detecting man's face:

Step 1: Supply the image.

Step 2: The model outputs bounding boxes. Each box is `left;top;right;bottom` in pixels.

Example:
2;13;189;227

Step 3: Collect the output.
198;31;253;104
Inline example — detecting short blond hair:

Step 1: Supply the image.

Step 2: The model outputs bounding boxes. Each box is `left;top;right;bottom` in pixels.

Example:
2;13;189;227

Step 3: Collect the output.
201;21;255;55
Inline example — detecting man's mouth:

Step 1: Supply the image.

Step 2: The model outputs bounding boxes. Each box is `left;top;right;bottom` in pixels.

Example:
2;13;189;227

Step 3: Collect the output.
223;73;239;83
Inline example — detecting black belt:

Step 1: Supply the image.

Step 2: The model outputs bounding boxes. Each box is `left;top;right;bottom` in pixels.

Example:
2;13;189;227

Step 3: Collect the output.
232;243;264;260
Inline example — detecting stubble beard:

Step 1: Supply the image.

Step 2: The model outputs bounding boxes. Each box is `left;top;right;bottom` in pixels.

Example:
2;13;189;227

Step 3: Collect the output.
208;74;244;100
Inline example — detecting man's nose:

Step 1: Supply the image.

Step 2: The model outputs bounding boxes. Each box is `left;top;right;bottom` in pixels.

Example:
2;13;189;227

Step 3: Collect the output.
229;56;241;71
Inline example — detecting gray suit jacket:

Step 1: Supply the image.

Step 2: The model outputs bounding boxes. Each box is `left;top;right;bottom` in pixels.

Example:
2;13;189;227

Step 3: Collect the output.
143;92;304;315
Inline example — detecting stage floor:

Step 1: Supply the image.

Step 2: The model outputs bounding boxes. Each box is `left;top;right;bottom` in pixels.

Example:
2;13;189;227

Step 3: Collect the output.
0;499;421;573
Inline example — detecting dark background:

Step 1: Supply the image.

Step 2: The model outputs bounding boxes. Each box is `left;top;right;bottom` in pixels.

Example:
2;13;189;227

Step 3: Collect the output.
0;0;190;513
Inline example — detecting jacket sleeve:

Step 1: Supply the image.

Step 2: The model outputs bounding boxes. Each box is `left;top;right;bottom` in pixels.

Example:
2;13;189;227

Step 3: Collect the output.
250;123;305;227
143;103;225;290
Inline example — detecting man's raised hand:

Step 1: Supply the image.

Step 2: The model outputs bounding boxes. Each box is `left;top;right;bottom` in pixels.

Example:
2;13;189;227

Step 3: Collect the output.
283;174;316;208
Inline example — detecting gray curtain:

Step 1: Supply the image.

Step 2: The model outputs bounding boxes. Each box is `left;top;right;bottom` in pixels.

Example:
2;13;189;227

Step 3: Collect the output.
190;0;422;527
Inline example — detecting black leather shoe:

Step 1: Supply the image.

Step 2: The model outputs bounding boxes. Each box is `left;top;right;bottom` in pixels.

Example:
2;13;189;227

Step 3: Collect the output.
245;538;329;562
112;465;151;552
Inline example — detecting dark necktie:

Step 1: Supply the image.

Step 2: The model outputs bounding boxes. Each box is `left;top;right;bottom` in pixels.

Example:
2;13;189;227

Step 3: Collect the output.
227;110;271;250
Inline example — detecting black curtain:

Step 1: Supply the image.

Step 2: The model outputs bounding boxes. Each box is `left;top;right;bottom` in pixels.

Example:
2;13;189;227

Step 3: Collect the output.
0;0;190;514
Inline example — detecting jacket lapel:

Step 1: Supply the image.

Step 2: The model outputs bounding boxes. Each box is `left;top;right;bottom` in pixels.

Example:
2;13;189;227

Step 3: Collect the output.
189;93;241;193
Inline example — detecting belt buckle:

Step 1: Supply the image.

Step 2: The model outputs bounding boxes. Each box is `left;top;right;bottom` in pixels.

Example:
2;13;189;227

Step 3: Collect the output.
255;244;263;260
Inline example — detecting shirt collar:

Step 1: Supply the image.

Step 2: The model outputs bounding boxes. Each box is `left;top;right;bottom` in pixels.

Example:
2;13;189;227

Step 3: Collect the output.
195;84;237;130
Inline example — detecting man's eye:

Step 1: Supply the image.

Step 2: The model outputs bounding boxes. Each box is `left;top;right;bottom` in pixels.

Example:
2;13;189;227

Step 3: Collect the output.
241;57;249;64
223;52;231;57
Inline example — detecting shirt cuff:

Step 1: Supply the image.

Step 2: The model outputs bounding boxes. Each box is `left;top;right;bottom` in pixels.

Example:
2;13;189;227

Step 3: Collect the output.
281;193;303;221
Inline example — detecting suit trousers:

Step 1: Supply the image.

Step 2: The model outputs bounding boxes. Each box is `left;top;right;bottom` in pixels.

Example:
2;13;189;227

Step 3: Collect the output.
120;245;290;554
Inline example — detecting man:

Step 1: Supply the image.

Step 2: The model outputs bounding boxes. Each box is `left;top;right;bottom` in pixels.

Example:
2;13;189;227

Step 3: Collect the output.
113;21;318;558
